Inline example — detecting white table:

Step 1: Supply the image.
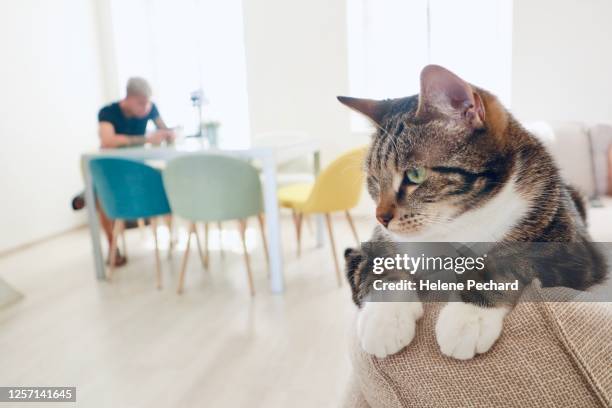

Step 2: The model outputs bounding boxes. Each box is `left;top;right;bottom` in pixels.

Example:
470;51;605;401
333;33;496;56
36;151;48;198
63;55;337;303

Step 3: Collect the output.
81;138;322;293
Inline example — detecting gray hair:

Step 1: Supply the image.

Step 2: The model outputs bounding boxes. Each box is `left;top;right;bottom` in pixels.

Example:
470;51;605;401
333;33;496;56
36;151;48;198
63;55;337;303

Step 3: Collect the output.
126;77;152;98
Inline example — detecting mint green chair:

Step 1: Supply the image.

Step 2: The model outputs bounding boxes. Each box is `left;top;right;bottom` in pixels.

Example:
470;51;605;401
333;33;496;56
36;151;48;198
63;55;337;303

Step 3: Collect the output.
163;154;269;295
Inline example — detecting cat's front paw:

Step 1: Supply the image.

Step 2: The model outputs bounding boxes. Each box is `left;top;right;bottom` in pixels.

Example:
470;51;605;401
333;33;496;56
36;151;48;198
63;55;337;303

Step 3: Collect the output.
435;302;509;360
357;301;423;358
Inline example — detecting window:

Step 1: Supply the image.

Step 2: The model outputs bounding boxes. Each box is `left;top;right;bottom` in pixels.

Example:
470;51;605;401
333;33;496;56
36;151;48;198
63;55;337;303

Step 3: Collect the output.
346;0;513;131
109;0;251;148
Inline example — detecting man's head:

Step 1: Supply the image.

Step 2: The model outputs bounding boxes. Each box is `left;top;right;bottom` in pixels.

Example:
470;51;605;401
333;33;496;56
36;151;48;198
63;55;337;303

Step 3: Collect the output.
123;77;153;118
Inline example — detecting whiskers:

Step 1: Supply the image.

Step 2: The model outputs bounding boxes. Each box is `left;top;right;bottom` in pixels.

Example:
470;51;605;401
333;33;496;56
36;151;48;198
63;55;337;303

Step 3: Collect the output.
390;210;503;242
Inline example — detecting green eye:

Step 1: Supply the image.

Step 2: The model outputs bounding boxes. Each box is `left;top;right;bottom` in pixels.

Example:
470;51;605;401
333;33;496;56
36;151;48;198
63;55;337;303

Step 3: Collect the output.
406;167;427;184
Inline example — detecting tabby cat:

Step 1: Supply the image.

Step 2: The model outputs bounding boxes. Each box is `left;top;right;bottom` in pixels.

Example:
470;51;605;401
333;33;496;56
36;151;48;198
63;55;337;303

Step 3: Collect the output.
338;65;608;360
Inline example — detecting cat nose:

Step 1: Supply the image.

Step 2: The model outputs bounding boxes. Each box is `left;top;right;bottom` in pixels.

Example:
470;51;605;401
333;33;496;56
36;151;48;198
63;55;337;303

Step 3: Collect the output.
376;209;395;228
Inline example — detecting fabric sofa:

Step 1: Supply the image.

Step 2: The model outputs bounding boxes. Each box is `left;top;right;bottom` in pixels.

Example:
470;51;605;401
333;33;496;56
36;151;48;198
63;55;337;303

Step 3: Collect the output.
342;284;611;408
342;122;612;407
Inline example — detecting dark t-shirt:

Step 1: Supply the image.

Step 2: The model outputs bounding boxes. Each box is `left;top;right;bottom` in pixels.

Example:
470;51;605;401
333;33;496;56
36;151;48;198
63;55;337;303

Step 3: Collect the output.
98;102;160;136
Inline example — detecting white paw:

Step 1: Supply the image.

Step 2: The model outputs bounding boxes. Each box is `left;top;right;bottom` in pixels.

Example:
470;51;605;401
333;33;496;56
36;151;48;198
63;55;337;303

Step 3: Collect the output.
357;301;424;358
435;302;509;360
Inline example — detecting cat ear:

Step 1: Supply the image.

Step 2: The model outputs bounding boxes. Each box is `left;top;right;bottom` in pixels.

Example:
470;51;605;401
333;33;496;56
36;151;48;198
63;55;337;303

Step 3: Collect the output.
417;65;485;129
337;96;391;125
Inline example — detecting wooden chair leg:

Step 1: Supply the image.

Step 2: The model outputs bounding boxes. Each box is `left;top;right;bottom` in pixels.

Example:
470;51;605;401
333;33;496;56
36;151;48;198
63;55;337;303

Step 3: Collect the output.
107;220;122;281
297;213;303;257
238;219;255;296
345;210;360;245
193;222;207;270
204;223;209;269
324;213;341;287
257;214;269;266
151;218;162;289
166;215;174;259
218;221;224;260
291;210;296;228
177;224;194;294
292;210;303;257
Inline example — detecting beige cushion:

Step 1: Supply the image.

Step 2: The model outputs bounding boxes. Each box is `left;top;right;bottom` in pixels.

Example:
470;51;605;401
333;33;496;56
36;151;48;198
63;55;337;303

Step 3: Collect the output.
344;283;612;408
586;196;612;241
588;123;612;195
544;121;596;197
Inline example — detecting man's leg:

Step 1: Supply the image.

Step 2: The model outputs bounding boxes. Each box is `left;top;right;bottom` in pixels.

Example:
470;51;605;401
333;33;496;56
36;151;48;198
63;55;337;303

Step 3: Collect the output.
97;199;127;267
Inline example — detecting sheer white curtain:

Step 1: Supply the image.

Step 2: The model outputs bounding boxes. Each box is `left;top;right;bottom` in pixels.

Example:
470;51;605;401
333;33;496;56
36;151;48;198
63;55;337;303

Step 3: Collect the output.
109;0;251;148
347;0;513;130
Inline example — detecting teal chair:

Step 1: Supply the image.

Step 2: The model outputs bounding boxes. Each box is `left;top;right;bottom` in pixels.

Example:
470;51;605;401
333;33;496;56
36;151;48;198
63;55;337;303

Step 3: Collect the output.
89;157;171;288
163;154;269;295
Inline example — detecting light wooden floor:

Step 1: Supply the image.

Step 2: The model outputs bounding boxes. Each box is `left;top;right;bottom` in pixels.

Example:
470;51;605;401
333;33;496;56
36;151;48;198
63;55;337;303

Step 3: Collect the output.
0;214;376;408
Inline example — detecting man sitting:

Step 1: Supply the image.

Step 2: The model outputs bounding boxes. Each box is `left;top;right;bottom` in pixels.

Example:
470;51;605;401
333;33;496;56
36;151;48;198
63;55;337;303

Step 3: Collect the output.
98;77;174;148
97;77;174;266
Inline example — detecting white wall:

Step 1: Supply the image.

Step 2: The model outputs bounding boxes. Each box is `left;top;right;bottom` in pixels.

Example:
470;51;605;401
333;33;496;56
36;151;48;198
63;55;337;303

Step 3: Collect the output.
0;0;104;253
512;0;612;123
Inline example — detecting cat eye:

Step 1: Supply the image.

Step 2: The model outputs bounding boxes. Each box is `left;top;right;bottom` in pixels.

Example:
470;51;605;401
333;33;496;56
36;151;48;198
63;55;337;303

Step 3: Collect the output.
406;167;427;184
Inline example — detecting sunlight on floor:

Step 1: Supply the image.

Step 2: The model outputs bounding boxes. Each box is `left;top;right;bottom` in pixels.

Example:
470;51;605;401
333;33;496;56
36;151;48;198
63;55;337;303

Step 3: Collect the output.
150;221;262;253
0;214;375;408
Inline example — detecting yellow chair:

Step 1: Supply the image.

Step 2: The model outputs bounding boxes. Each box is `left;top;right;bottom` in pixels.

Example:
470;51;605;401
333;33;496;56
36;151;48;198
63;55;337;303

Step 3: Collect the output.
278;146;367;285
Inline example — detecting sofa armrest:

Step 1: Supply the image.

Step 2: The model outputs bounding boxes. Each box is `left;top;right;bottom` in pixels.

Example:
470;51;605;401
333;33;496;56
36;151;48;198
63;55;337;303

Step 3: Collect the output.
345;283;612;408
544;121;596;197
342;374;372;408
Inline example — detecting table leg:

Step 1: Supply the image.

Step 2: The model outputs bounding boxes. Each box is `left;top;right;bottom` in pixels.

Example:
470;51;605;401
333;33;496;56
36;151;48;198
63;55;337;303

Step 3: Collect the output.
83;156;106;280
262;154;284;293
313;150;324;248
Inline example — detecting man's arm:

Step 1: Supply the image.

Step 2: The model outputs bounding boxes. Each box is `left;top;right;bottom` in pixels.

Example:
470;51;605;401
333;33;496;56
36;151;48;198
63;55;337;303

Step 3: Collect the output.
153;116;176;143
153;116;168;130
98;122;164;148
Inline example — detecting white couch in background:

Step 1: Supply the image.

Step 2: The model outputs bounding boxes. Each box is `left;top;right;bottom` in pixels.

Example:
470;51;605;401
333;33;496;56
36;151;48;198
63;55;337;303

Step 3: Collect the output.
528;121;612;241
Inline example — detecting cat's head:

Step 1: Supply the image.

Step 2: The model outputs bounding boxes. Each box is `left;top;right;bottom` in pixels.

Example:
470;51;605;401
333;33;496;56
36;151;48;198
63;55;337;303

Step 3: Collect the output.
338;65;513;238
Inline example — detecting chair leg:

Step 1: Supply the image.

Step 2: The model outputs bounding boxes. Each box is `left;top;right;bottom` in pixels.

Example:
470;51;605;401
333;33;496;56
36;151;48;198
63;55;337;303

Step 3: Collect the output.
218;221;224;260
324;213;342;287
238;219;255;296
292;210;303;257
166;215;174;259
257;213;269;267
193;222;207;270
177;223;194;294
297;213;303;257
107;220;122;281
204;223;210;269
151;218;162;289
345;210;360;245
